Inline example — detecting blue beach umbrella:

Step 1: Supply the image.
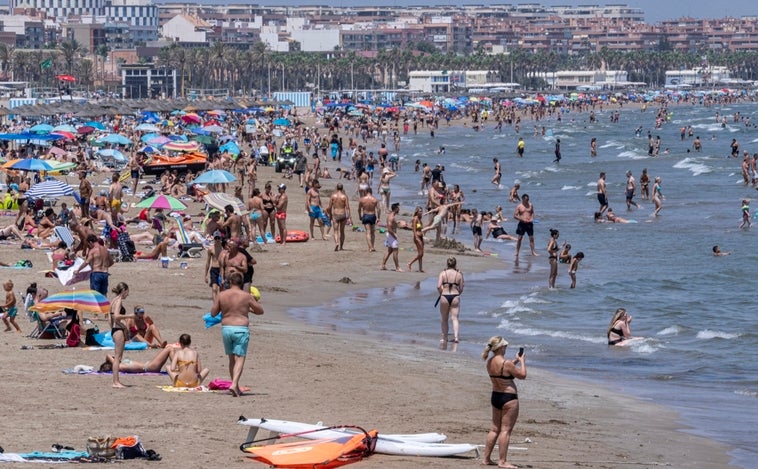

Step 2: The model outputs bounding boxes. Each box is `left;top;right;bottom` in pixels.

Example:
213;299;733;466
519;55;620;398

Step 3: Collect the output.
97;148;127;162
8;158;54;172
219;141;240;155
193;169;237;184
97;133;132;145
141;132;161;143
25;179;74;199
84;121;106;131
52;124;77;133
29;123;54;133
136;123;160;132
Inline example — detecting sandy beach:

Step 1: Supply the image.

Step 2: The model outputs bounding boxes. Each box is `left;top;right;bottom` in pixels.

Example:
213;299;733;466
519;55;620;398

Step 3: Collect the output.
0;116;737;467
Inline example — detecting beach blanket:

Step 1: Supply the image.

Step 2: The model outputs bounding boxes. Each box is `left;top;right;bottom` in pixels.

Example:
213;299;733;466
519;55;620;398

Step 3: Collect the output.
62;368;167;376
0;450;90;463
202;312;221;328
56;257;91;286
157;385;250;393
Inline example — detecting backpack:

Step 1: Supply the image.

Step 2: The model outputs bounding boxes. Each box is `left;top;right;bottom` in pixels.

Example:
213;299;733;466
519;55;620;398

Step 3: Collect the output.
85;326;100;346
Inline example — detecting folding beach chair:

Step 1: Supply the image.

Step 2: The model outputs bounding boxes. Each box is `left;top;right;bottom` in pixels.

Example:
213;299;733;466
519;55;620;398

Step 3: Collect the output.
54;225;75;248
28;311;66;339
171;214;204;258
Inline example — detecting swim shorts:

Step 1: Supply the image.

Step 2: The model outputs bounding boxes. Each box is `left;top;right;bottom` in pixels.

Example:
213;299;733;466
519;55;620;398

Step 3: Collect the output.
597;193;608;206
130;169;140;180
309;206;324;219
361;214;377;225
472;226;482;236
209;267;221;287
5;306;17;318
625;189;634;201
275;212;287;220
90;271;109;296
111;199;121;210
385;233;398;249
222;325;250;356
249;210;261;221
516;221;533;237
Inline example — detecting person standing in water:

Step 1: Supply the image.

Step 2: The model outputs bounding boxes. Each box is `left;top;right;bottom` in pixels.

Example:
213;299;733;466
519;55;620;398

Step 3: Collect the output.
437;256;464;343
547;229;560;288
513;194;538;257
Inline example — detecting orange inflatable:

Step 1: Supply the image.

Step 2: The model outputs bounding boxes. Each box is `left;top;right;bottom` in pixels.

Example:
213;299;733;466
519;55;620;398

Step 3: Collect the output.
143;152;208;175
275;230;310;243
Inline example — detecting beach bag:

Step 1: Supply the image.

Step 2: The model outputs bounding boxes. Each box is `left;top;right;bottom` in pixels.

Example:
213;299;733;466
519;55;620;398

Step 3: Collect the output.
112;436;147;460
66;323;81;347
87;435;116;458
85;326;100;346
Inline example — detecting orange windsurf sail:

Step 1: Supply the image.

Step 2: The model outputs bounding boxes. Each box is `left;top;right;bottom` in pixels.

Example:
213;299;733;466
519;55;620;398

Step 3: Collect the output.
242;429;377;469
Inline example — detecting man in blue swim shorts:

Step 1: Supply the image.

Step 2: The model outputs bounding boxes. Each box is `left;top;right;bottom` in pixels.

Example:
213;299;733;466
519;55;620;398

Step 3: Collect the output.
210;272;264;397
306;180;327;240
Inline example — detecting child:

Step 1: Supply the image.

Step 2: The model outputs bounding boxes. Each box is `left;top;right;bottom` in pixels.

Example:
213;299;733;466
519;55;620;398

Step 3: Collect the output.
568;252;584;289
739;199;751;229
1;280;20;332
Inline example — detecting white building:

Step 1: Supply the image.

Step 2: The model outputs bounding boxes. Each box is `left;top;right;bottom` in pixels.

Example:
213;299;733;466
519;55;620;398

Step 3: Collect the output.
11;0;103;20
290;29;340;52
535;70;630;89
161;14;212;44
409;70;493;93
665;67;731;87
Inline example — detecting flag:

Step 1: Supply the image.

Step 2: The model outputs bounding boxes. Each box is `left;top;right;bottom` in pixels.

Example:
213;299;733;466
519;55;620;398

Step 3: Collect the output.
40;58;53;70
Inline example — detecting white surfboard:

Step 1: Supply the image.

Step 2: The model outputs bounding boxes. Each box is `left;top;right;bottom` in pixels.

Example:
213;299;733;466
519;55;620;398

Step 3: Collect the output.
239;418;478;457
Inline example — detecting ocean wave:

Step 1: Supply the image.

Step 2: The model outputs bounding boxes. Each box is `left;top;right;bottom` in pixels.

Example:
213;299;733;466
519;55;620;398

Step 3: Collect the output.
521;294;548;304
673;157;712;176
600;140;625;149
657;326;682;336
617;150;648;160
498;319;606;343
734;389;758;398
561;185;583;191
696;329;739;340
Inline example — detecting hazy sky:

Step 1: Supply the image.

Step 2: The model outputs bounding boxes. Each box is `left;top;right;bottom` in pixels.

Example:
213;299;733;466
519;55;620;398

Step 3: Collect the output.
244;0;756;23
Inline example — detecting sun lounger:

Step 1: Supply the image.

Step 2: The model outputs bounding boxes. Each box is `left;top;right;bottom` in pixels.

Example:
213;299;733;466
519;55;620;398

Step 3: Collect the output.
171;214;204;258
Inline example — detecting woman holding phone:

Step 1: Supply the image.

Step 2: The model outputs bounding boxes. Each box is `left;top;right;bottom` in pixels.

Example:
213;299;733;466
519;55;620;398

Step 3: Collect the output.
482;336;526;469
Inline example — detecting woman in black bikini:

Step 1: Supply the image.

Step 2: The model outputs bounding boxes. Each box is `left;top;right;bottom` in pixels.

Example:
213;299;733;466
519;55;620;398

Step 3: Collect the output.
260;183;276;238
109;282;136;389
436;256;464;343
547;228;560;289
482;336;526;469
607;308;633;346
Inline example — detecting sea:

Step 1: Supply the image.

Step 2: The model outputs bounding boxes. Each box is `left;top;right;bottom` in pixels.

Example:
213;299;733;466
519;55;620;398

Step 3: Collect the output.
290;100;758;467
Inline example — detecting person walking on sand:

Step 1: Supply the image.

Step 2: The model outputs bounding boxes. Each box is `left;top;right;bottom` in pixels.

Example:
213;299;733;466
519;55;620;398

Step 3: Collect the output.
306;179;327;241
358;187;379;252
274;184;289;244
109;282;136;388
326;182;351;251
513;194;538;257
210;272;264;397
482;336;526;469
437;256;464;343
407;206;425;272
74;234;113;296
1;280;20;333
78;171;92;220
380;203;402;271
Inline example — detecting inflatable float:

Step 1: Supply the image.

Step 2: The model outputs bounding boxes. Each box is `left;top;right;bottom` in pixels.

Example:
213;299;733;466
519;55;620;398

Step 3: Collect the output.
275;230;309;243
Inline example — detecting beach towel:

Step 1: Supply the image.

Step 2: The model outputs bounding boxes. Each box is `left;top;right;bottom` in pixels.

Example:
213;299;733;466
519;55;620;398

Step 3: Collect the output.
56;257;91;286
62;367;167;376
157;385;250;393
203;312;221;328
90;331;149;350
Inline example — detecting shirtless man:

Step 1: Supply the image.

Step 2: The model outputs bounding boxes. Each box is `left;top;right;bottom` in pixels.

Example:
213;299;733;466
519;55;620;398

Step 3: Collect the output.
205;233;224;302
128;153;142;197
513;194;538;257
108;173;124;223
380;203;402;271
306;179;327;240
74;234;113;295
274;184;288;244
625;170;640;210
222;204;245;244
210;272;264;397
597;172;608;215
358;187;380;252
220;239;248;289
326;183;350;251
420;163;432;194
78;171;92;220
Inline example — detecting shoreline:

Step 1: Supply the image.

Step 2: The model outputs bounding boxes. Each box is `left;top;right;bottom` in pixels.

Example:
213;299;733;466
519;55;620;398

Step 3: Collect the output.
0;113;740;468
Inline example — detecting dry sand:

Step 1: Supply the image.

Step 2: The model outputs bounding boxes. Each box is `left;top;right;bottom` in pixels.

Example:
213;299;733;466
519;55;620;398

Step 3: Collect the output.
0;162;736;468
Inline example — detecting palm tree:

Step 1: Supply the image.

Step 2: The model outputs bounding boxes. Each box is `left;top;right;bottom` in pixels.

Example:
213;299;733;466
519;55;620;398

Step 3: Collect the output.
95;44;108;83
59;39;82;75
0;44;13;80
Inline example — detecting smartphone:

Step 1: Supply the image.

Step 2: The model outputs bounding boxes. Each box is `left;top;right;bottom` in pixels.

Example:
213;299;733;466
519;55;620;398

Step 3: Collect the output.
518;347;524;357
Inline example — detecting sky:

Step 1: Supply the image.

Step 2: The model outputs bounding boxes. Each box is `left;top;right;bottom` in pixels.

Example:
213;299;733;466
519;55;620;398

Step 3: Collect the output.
238;0;757;23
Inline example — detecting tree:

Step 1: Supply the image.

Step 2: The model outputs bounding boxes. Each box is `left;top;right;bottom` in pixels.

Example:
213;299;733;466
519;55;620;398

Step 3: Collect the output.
59;39;82;75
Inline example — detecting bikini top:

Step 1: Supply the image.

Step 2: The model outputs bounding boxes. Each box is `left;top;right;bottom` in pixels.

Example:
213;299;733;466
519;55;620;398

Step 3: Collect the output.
489;362;514;381
442;270;460;288
609;327;625;338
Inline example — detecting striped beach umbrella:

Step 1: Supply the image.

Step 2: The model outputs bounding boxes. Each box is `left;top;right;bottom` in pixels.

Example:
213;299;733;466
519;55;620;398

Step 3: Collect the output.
135;194;187;211
25;179;75;199
30;289;110;315
162;141;200;152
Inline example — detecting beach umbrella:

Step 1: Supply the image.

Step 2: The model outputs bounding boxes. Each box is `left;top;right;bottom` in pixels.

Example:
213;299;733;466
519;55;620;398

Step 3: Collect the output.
192;135;214;145
134;194;187;211
146;136;170;145
193;169;237;184
203;192;246;215
217;134;235;143
273;118;291;126
52;124;77;133
46;161;78;174
84;121;106;131
97;148;127;162
5;158;54;172
29;123;54;133
139;145;159;153
51;130;76;140
136;123;160;132
77;125;95;135
163;141;200;152
25;179;75;199
203;124;224;134
98;133;132;145
219;141;240;156
55;74;76;82
181;113;201;124
48;146;66;157
167;134;189;142
30;289;110;315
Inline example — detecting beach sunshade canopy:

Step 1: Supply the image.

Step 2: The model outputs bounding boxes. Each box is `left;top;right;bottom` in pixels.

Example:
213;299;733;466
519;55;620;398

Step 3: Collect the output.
273;118;291;126
29;123;54;133
97;133;132;145
203;192;245;215
97;148;127;162
84;121;106;131
25;179;74;199
135;123;160;132
77;125;95;135
55;74;76;82
52;130;76;140
52;124;77;133
181;113;201;124
46;160;78;173
5;158;54;172
193;169;237;184
30;289;110;315
134;194;187;211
